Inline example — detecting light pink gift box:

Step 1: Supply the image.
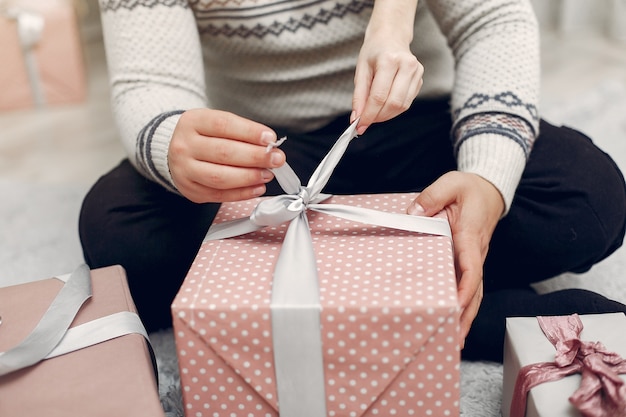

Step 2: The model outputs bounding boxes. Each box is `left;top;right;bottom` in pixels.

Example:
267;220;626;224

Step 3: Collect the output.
172;192;460;417
0;265;165;417
0;0;86;111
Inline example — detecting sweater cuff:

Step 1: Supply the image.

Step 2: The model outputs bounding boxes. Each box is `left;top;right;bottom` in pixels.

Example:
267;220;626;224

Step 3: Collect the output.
135;111;183;194
151;114;181;192
456;133;526;215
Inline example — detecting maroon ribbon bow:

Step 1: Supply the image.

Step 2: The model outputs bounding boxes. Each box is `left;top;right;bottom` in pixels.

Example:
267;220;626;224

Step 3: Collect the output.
510;314;626;417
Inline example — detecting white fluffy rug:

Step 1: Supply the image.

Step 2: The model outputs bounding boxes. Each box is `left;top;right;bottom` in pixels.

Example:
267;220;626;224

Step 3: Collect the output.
1;80;625;417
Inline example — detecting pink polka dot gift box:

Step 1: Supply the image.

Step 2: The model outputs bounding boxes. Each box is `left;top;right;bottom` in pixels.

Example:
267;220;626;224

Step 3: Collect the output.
172;191;461;417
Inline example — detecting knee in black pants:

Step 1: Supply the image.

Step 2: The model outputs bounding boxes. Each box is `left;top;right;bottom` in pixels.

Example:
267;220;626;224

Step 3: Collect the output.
484;121;626;290
79;160;220;332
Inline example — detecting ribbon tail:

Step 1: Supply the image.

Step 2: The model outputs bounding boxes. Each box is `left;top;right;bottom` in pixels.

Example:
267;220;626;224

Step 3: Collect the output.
310;204;452;239
510;361;581;417
270;213;327;417
203;217;263;242
270;161;302;195
306;120;358;198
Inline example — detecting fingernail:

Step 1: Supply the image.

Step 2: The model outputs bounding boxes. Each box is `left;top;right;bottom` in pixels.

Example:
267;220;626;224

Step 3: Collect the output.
260;131;276;146
407;203;425;215
270;151;284;166
261;169;273;181
350;111;356;123
252;185;266;196
356;125;367;135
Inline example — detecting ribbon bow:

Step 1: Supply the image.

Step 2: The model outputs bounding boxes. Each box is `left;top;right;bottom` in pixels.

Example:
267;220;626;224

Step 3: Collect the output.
203;120;452;417
510;314;626;417
205;120;452;242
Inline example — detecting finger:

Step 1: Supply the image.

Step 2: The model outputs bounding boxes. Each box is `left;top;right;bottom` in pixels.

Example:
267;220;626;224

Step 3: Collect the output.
374;60;422;123
454;231;485;342
391;57;424;110
411;174;458;216
191;136;285;169
185;158;276;191
185;108;277;146
408;71;424;102
374;81;410;123
175;163;273;204
352;65;372;123
183;180;269;204
358;69;397;133
455;241;484;309
459;281;483;346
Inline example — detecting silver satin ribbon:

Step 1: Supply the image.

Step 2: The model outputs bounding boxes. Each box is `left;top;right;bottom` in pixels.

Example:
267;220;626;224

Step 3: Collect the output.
203;120;452;417
0;265;149;376
43;311;149;360
5;7;46;107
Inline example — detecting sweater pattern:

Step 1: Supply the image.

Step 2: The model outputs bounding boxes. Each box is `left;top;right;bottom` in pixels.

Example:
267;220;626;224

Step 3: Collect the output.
453;90;539;157
455;91;539;124
454;113;536;159
99;0;188;11
190;0;373;39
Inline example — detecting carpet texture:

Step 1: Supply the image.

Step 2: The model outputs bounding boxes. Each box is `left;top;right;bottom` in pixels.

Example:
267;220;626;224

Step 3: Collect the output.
1;80;625;416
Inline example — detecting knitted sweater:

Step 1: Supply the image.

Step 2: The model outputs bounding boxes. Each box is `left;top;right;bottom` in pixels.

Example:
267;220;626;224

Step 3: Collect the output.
98;0;540;211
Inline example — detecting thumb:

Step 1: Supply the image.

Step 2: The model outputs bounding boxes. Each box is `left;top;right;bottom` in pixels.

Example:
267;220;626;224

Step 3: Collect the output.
407;175;455;216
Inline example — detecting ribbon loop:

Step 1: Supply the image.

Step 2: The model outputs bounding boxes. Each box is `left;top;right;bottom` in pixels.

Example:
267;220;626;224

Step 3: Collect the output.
251;195;302;227
539;315;584;367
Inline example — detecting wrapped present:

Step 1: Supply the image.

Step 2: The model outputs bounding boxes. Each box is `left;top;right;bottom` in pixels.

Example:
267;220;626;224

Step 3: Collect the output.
0;0;86;111
502;313;626;417
0;265;165;417
172;121;461;417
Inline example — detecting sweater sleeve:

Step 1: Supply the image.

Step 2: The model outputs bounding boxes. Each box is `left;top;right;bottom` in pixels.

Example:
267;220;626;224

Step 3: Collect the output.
424;0;540;212
99;0;208;192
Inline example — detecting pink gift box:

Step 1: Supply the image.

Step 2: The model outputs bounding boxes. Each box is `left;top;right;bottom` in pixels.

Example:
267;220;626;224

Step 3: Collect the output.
0;0;86;111
0;265;165;417
172;192;460;417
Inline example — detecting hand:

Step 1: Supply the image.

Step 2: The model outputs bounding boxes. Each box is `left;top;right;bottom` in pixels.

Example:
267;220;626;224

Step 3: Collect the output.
351;13;423;134
168;109;285;203
407;171;505;349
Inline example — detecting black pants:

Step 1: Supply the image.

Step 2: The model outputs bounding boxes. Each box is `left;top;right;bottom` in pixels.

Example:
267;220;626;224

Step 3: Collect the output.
79;99;626;361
